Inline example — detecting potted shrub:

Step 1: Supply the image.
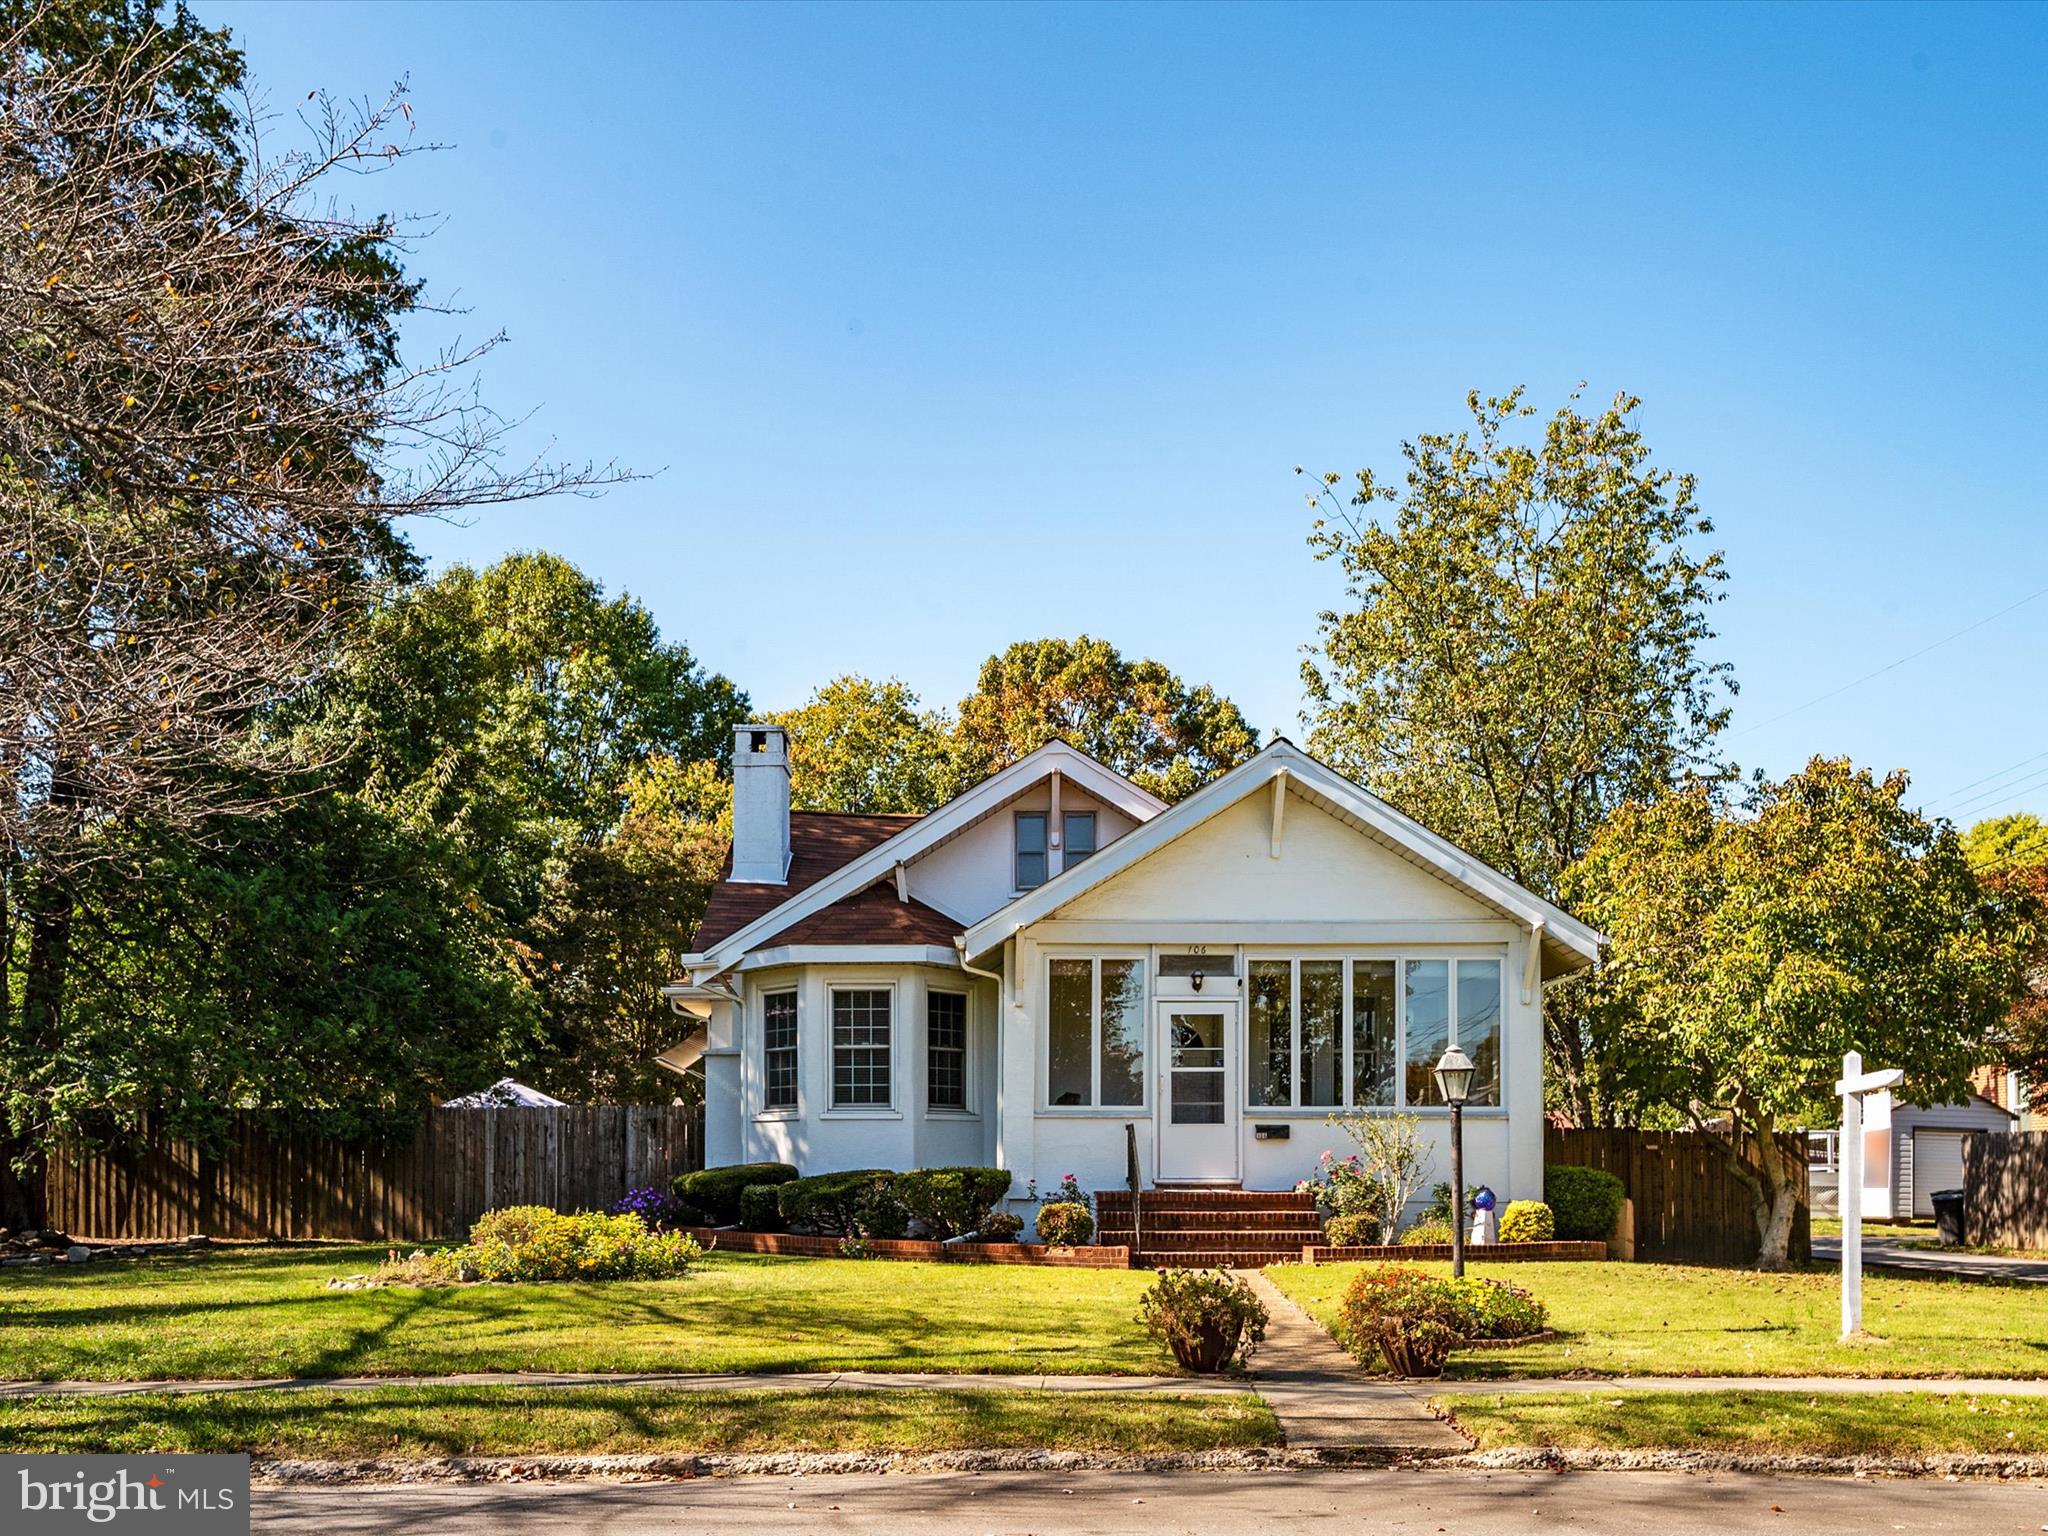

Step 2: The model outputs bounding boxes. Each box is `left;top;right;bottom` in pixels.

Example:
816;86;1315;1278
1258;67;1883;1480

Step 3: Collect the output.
1138;1268;1269;1372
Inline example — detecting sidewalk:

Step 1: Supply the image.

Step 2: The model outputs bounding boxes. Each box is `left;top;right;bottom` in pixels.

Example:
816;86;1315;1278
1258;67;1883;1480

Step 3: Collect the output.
1811;1234;2048;1284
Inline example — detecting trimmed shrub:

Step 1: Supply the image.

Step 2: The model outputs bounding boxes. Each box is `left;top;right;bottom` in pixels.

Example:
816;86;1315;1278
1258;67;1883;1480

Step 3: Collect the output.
738;1184;785;1233
978;1210;1024;1242
1397;1216;1456;1246
897;1167;1014;1239
1035;1200;1094;1246
776;1170;908;1238
1498;1200;1556;1243
376;1206;702;1286
1138;1269;1269;1371
673;1162;799;1226
1325;1212;1382;1247
1544;1165;1626;1242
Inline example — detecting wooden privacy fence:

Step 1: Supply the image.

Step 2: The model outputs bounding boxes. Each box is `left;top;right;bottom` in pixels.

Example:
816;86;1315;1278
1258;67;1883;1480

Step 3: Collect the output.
1965;1130;2048;1250
1546;1127;1811;1267
44;1105;705;1242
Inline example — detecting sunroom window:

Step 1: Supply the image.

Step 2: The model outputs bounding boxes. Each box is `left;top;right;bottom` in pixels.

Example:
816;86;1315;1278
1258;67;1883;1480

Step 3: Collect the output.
1252;955;1497;1110
1046;957;1145;1108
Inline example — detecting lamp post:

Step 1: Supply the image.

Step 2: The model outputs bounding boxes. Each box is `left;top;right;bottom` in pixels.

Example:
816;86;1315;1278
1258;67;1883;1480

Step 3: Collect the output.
1434;1045;1475;1278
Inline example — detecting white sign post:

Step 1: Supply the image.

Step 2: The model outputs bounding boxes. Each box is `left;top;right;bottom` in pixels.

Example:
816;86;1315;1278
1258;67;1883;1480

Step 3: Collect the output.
1835;1050;1904;1339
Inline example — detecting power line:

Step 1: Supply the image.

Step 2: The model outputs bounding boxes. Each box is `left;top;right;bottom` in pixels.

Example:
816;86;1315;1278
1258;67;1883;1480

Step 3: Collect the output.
1923;747;2048;810
1730;582;2048;740
1941;763;2048;822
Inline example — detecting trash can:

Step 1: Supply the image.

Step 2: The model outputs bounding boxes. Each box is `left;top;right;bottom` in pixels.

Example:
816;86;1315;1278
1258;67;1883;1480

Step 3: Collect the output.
1930;1188;1965;1247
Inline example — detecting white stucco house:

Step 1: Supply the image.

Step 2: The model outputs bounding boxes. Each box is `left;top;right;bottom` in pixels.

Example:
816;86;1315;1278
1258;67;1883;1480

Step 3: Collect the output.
658;724;1603;1223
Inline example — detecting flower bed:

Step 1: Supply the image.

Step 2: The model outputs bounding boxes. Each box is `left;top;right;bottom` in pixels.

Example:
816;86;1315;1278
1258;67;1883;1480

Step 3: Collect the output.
1301;1239;1607;1264
683;1228;1131;1268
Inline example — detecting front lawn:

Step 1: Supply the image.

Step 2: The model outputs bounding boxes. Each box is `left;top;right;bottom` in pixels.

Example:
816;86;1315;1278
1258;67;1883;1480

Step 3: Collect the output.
1267;1260;2048;1378
1438;1389;2048;1457
0;1246;1169;1381
0;1386;1276;1457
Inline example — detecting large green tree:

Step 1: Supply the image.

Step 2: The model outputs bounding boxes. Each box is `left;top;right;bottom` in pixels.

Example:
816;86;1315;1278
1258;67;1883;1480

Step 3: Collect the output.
952;637;1258;802
298;552;749;1100
1;2;605;1218
1965;815;2048;1115
771;676;956;814
1568;758;2029;1269
1963;812;2048;875
1301;387;1734;1122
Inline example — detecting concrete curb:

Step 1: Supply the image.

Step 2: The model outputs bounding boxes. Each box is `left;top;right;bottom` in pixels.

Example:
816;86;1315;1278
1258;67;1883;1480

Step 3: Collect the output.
246;1444;2048;1486
249;1447;1444;1485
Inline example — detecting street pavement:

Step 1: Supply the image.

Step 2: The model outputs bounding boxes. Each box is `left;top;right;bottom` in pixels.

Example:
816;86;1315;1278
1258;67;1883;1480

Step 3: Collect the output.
1812;1232;2048;1283
249;1467;2048;1534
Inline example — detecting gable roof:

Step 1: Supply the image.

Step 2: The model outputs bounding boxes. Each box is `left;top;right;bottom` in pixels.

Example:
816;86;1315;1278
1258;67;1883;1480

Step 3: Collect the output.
693;811;918;951
685;741;1167;978
961;740;1606;978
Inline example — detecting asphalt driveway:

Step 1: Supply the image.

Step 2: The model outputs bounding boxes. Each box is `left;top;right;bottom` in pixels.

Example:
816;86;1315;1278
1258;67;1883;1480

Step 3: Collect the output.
1811;1231;2048;1283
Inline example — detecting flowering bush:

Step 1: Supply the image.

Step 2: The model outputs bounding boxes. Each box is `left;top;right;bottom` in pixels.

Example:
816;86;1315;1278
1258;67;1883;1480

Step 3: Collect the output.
1335;1264;1549;1375
611;1186;693;1231
1035;1201;1094;1245
1027;1173;1090;1210
1441;1275;1548;1340
1296;1150;1386;1223
1498;1200;1556;1243
373;1206;702;1286
1138;1268;1269;1371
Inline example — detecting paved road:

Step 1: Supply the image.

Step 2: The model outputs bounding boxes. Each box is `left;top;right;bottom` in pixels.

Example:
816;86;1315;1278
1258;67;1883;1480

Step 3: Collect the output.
1813;1233;2048;1283
249;1468;2048;1534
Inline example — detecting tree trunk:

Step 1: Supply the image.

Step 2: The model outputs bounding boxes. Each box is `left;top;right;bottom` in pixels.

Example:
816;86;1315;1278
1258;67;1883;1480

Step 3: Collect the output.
1748;1109;1798;1272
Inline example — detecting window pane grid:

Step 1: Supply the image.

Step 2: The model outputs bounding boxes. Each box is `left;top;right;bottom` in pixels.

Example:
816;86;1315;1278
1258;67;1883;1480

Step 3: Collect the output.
763;990;798;1110
831;988;892;1108
928;991;967;1110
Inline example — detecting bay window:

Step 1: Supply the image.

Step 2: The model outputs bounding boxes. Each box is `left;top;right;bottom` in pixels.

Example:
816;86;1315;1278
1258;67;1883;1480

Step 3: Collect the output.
830;987;893;1109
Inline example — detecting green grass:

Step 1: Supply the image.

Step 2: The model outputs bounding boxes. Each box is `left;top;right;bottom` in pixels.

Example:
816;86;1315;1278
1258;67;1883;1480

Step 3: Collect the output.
1436;1389;2048;1457
1266;1259;2048;1378
0;1247;1171;1381
0;1386;1276;1457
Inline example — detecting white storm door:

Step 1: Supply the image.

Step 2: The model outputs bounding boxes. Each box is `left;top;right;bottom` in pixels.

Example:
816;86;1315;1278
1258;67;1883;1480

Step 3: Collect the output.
1156;1001;1240;1182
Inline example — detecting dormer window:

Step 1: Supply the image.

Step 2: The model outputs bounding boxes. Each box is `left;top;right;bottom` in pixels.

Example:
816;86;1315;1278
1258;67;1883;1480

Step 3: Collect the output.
1015;812;1047;889
1063;811;1097;867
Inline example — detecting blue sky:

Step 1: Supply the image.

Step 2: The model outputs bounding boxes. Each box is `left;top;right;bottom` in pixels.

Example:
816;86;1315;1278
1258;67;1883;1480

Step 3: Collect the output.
208;1;2048;824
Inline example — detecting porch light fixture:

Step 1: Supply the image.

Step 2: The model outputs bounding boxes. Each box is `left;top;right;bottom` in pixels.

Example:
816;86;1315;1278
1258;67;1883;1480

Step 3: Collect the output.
1435;1045;1475;1278
1189;969;1205;993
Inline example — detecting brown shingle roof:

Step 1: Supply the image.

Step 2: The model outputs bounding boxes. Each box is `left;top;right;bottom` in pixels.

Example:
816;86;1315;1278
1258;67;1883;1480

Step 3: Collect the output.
691;810;922;952
758;884;963;949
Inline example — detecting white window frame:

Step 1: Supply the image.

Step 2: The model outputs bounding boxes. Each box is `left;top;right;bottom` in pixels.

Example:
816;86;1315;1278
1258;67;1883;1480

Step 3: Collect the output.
758;985;800;1119
1242;948;1508;1116
925;985;975;1117
826;981;898;1116
1041;949;1150;1115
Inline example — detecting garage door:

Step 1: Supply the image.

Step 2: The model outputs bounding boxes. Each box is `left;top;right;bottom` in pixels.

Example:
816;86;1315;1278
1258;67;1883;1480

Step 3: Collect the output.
1911;1130;1972;1217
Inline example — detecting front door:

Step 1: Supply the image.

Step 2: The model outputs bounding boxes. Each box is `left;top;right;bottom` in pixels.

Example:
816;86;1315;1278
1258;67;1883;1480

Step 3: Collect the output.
1156;1000;1240;1182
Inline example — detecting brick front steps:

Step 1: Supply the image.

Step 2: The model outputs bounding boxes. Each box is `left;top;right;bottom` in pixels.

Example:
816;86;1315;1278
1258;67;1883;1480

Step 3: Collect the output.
1098;1188;1324;1270
683;1228;1131;1268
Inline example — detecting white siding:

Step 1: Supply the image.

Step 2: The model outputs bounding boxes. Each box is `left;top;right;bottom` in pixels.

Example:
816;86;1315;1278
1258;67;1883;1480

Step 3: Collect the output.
909;783;1140;923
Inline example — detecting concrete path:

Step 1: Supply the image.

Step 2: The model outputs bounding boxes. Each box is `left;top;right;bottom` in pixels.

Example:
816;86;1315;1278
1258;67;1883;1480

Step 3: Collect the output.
246;1468;2048;1535
1242;1271;1469;1451
1813;1232;2048;1283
